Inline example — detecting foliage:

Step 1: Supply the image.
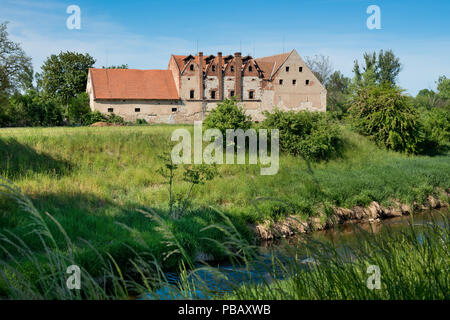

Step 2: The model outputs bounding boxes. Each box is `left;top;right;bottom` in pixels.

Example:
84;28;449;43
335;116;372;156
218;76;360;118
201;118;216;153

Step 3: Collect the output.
304;54;333;85
157;152;218;219
39;51;95;104
0;22;34;96
81;110;107;125
8;90;64;127
418;107;450;153
102;64;129;69
261;109;342;161
349;85;421;154
67;92;91;124
353;50;401;87
203;99;252;135
326;71;351;118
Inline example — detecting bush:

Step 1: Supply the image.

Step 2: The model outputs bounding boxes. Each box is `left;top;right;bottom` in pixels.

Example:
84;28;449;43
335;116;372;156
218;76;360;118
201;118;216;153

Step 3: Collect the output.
67;92;91;124
203;98;251;134
107;113;125;125
81;110;107;125
349;85;421;154
260;109;342;161
419;107;450;153
8;91;64;127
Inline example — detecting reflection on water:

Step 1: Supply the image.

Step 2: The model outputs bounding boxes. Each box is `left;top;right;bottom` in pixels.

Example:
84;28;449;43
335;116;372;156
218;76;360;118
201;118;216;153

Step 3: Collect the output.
148;209;448;299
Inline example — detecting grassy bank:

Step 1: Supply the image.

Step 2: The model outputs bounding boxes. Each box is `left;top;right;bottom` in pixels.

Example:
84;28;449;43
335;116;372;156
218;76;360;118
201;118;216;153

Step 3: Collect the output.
229;212;449;300
0;125;449;273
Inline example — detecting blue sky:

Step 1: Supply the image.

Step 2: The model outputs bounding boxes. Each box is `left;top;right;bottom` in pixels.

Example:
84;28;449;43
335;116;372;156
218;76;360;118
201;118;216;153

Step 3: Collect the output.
1;0;449;95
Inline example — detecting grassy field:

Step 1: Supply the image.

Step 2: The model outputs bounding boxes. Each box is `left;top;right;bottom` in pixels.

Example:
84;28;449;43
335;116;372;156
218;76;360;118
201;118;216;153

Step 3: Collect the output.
0;124;449;273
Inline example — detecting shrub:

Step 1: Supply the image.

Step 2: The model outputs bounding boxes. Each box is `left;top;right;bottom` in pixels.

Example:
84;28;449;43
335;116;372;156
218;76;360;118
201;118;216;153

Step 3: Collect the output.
81;110;107;125
107;113;125;125
203;98;252;134
260;109;342;161
349;85;421;154
419;107;450;153
67;92;91;124
8;91;64;127
136;118;148;125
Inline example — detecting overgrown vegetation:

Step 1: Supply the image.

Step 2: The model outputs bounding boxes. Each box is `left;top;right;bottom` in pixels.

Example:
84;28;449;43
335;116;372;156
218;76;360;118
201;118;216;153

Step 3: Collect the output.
260;109;342;161
349;85;421;154
203;98;252;135
0;178;448;299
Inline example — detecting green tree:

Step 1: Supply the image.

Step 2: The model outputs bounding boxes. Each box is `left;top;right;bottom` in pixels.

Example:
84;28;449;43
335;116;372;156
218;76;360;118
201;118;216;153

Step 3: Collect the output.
353;50;401;87
203;98;252;135
67;92;91;124
102;64;128;69
349;85;420;154
9;90;64;127
0;22;33;95
40;51;95;105
326;71;351;116
436;76;450;100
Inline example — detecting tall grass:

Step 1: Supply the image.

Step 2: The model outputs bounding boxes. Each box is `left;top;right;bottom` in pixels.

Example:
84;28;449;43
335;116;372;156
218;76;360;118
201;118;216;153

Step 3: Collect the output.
0;125;449;288
0;176;448;299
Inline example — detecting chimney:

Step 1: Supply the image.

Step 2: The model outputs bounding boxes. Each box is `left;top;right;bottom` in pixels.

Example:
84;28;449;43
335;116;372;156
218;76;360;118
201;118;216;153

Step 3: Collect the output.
198;52;204;100
217;52;223;100
234;52;242;100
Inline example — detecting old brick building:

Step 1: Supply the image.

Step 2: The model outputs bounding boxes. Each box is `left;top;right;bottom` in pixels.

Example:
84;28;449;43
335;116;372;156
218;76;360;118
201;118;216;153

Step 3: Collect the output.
86;49;326;123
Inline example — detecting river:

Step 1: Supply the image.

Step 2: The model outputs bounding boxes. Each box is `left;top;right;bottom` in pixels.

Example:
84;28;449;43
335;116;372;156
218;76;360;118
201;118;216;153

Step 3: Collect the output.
147;208;449;299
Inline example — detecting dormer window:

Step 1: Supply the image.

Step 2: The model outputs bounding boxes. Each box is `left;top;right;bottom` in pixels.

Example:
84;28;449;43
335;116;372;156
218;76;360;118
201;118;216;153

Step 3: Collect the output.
299;67;303;72
190;64;194;71
305;80;310;85
212;65;216;72
249;91;254;99
230;66;234;72
279;79;283;85
211;90;216;99
249;66;253;72
190;90;195;99
286;66;290;72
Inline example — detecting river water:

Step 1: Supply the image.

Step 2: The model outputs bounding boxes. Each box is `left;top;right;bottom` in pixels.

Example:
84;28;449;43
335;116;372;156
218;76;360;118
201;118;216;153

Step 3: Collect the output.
148;208;449;299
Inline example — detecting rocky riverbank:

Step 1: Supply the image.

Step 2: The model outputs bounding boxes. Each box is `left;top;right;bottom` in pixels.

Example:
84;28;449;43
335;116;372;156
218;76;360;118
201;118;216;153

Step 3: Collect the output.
252;192;449;240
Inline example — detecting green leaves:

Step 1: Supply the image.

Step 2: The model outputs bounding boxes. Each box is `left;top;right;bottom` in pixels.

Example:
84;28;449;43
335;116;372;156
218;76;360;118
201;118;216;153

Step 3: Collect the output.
261;109;342;161
40;51;95;105
349;85;421;154
203;98;252;135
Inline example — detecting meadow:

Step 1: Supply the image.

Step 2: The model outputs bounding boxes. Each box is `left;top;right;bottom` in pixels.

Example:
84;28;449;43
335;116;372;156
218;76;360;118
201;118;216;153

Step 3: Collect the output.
0;124;449;274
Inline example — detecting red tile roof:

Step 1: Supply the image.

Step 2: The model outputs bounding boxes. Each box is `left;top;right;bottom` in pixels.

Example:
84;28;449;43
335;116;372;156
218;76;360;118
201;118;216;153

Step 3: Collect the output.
89;68;179;100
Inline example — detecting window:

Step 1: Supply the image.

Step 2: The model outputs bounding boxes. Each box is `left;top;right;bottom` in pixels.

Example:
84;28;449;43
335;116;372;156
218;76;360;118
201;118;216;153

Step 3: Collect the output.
108;108;114;113
190;64;194;71
190;90;195;99
230;90;235;97
292;79;296;85
299;67;303;72
249;91;254;99
211;90;216;99
172;107;178;112
305;80;310;85
279;79;283;85
135;108;140;113
212;65;216;72
286;66;290;72
249;66;253;72
230;66;234;72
